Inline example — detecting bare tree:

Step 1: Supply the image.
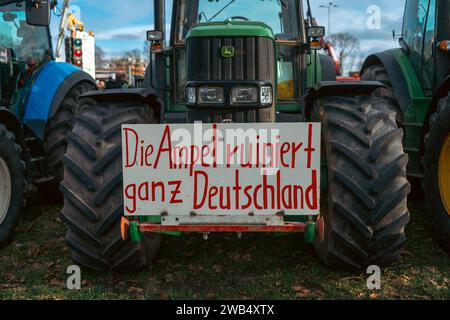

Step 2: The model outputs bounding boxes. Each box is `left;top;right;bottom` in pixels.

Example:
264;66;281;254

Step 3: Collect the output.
124;49;144;63
329;32;360;76
109;57;128;69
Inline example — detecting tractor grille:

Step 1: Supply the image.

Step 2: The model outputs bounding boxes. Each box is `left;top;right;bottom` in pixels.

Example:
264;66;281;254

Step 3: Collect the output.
187;36;275;82
186;36;276;124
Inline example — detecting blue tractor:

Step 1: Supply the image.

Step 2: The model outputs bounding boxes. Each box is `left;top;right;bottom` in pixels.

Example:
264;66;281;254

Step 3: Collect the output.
0;0;95;246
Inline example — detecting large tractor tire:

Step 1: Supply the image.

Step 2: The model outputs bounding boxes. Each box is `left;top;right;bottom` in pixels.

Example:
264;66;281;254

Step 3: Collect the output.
313;95;411;269
41;82;96;200
361;64;403;124
61;101;162;272
423;93;450;250
0;125;25;247
361;65;396;105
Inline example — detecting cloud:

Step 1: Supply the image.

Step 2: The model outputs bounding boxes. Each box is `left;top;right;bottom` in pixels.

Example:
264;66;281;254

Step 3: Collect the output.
95;25;149;41
310;0;405;61
54;0;407;65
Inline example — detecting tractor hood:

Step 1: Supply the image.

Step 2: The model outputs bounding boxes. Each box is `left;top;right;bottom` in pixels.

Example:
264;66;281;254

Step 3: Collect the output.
185;18;277;122
186;19;275;40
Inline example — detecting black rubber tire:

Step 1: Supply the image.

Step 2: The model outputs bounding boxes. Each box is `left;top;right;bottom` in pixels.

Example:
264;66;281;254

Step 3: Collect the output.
319;54;337;81
0;125;25;247
361;65;396;105
313;95;411;269
361;64;405;125
61;101;162;272
40;82;96;201
423;93;450;251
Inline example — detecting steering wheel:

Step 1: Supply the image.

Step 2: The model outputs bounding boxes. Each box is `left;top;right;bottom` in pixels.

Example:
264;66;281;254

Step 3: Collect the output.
229;16;249;21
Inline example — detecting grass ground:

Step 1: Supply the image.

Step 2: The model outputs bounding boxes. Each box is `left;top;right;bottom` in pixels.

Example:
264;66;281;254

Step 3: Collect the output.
0;190;448;300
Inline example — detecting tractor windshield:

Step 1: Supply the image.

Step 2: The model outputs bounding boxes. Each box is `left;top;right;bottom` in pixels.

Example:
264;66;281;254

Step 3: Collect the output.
0;1;51;64
182;0;300;41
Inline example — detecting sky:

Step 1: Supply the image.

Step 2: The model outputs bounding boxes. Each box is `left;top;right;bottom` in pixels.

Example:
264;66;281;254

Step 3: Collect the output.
49;0;406;60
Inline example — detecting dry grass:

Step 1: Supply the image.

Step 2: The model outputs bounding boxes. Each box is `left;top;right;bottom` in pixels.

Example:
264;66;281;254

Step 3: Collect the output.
0;191;448;300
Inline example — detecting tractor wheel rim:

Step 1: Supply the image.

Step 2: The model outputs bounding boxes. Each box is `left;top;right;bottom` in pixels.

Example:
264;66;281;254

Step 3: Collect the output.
438;134;450;216
0;157;12;225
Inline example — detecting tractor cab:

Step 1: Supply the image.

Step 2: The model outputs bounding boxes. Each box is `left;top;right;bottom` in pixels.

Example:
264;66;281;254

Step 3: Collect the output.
0;0;52;111
400;0;449;94
179;0;304;101
149;0;328;123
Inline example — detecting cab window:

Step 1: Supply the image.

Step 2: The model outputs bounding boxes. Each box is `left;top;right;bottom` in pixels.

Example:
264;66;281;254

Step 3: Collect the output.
422;0;436;88
402;0;436;90
178;0;300;43
0;1;51;65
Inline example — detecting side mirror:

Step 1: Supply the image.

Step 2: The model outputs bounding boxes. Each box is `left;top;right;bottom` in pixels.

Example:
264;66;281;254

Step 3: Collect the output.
307;26;325;38
147;30;163;42
25;0;50;26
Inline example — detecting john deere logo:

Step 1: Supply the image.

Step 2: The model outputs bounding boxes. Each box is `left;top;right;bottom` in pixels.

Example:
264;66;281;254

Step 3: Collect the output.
221;46;235;58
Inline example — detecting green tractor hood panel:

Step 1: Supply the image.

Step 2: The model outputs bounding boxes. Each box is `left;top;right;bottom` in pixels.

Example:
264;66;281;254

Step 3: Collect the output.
186;20;275;40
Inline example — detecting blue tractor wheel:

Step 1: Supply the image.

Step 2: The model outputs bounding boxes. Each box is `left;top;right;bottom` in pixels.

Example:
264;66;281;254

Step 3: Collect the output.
0;125;25;247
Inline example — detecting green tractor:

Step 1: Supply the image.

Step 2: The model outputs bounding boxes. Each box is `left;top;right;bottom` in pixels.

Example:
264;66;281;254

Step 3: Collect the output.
60;0;410;271
0;0;96;246
361;0;449;249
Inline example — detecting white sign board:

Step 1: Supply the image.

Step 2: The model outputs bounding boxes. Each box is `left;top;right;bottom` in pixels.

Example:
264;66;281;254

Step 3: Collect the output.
122;123;321;217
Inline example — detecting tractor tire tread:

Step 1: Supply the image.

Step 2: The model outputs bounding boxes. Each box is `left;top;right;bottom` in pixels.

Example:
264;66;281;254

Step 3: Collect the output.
314;95;410;269
423;92;450;250
41;82;96;200
61;101;161;272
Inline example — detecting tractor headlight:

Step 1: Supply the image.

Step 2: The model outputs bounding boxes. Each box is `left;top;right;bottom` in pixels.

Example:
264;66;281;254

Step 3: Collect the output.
198;87;224;105
260;86;273;105
186;87;197;105
231;87;258;105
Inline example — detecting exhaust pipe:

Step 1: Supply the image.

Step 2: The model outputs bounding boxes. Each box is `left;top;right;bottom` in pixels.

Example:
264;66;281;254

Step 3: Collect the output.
437;0;449;41
154;0;165;46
